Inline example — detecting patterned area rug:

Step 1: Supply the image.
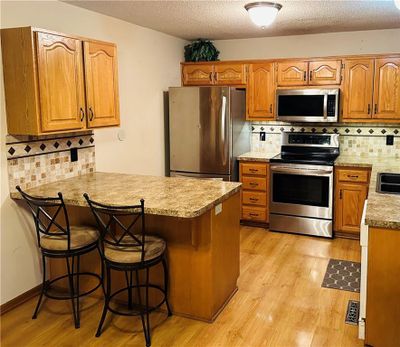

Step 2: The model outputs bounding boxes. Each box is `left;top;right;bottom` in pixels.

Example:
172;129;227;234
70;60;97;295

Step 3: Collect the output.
321;259;361;292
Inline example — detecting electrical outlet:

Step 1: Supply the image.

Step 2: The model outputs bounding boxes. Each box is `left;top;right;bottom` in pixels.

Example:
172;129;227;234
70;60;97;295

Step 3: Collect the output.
386;135;394;146
259;132;266;141
70;148;78;162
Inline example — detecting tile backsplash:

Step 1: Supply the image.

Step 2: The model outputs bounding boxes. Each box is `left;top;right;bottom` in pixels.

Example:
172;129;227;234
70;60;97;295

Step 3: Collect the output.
251;122;400;158
6;131;96;194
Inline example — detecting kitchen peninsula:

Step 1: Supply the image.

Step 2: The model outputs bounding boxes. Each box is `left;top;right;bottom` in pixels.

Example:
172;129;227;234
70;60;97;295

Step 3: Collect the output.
12;172;242;322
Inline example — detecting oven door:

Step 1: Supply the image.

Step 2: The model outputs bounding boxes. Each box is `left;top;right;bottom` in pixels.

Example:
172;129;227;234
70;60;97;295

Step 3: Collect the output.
270;163;333;219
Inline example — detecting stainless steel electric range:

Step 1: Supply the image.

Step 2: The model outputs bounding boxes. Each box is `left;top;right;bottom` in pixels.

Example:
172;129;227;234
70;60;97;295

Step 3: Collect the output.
269;132;340;238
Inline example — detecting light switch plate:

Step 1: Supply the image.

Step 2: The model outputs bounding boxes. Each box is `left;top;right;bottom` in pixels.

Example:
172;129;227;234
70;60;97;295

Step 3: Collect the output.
215;203;222;215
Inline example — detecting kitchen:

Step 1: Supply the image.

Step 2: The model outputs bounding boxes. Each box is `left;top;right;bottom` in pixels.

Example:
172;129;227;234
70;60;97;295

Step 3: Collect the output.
1;1;400;347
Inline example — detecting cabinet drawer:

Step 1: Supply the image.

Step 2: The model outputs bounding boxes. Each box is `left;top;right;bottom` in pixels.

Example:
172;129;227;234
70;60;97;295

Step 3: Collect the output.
242;191;267;206
241;163;267;176
242;176;267;191
242;206;267;222
337;169;369;183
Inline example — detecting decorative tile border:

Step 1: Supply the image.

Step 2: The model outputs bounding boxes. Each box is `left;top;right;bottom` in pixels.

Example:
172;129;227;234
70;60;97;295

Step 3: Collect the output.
6;132;95;159
251;122;399;137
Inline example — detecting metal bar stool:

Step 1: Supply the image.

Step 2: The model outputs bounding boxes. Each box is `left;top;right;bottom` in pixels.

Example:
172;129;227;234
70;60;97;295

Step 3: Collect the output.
16;186;102;328
84;193;172;347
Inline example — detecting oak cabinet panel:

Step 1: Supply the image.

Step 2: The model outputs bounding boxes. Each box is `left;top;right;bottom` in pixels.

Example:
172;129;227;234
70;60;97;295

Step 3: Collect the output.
1;27;121;135
373;58;400;120
247;63;275;119
84;41;120;128
309;60;342;85
342;59;375;120
277;61;308;86
36;32;86;132
242;206;267;222
181;64;213;85
214;64;247;85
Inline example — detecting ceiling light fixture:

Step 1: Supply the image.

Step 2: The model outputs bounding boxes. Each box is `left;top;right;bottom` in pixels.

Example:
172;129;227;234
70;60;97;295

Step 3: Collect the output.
395;0;400;10
245;2;282;29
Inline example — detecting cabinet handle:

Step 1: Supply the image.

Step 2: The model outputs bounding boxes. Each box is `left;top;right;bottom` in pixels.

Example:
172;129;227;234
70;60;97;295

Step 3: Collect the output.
249;182;258;186
310;71;313;80
249;213;259;217
374;104;378;114
249;197;258;201
339;190;342;199
303;71;306;81
249;168;258;172
367;104;371;115
269;104;273;113
348;175;359;178
209;72;213;82
89;107;94;121
80;107;85;122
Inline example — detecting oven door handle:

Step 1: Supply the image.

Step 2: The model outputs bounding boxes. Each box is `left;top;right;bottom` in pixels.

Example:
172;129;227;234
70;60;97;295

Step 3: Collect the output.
271;168;332;176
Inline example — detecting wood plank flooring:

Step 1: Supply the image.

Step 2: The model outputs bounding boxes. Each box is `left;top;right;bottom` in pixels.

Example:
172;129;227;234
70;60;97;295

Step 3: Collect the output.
1;227;363;347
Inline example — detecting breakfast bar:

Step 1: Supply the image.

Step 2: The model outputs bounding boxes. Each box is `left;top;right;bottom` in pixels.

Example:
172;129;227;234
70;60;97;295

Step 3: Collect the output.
12;172;242;322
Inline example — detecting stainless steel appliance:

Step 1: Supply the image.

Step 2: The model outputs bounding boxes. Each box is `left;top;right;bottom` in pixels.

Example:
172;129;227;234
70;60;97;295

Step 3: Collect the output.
276;88;340;123
168;86;250;181
269;132;340;238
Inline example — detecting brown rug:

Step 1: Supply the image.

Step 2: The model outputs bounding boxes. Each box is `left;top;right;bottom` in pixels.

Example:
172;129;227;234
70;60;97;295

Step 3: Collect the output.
321;259;361;292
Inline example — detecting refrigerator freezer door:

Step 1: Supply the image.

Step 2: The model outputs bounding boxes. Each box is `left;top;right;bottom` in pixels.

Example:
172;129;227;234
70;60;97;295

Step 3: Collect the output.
169;87;231;175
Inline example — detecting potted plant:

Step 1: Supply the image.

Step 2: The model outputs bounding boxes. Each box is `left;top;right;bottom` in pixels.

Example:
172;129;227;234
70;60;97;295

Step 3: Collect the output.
184;39;220;62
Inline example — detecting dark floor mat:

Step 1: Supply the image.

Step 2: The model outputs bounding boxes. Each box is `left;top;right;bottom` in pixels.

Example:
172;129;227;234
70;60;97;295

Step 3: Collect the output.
321;258;360;292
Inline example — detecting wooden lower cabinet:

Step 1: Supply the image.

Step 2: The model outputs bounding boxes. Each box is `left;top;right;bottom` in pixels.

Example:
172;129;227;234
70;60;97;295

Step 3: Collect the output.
239;161;269;224
366;226;400;347
334;167;371;238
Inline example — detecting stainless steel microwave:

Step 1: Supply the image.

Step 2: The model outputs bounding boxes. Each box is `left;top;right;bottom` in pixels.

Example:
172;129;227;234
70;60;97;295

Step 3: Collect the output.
276;88;339;123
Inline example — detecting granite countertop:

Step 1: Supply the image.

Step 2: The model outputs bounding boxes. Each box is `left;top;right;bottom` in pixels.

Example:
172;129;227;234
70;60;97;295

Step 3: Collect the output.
335;155;400;230
11;172;242;218
237;151;278;162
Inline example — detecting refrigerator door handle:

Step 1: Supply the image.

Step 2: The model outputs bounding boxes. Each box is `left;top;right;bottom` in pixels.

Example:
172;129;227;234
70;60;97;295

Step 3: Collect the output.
221;95;227;166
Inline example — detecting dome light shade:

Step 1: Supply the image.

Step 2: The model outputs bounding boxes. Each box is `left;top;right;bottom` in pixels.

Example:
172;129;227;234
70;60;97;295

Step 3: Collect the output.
245;2;282;28
395;0;400;10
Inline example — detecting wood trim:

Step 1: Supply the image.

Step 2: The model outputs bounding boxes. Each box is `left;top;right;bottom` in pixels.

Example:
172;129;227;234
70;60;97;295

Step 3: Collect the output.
0;285;41;316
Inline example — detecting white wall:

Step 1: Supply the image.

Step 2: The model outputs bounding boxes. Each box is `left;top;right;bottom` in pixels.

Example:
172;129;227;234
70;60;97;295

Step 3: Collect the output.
215;28;400;60
0;0;185;304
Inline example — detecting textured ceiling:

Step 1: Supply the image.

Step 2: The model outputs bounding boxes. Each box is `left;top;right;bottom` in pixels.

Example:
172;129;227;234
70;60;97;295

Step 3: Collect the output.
66;0;400;40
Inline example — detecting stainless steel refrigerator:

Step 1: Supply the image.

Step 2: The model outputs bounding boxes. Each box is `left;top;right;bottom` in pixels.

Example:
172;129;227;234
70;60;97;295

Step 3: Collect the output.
168;86;250;182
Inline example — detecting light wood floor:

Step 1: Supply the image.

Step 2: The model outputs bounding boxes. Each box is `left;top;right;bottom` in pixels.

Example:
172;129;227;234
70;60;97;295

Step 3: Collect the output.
1;227;363;347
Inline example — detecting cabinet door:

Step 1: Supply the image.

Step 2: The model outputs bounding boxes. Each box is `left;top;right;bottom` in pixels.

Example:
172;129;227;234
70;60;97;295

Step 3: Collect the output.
277;61;308;86
373;57;400;120
335;182;368;234
182;64;213;85
309;60;342;85
36;32;86;132
342;59;374;120
84;41;120;128
247;63;275;119
214;64;246;85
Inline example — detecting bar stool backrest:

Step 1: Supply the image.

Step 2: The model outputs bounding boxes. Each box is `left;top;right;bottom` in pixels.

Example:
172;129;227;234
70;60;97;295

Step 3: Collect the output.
83;194;146;263
16;185;71;250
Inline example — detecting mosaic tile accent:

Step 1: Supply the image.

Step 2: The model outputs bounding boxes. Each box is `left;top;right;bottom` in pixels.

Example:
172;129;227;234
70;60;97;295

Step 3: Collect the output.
7;133;96;194
251;122;400;158
321;259;361;293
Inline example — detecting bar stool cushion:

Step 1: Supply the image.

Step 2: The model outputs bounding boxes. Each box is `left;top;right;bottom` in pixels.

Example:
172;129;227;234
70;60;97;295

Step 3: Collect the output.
104;235;166;264
40;226;99;251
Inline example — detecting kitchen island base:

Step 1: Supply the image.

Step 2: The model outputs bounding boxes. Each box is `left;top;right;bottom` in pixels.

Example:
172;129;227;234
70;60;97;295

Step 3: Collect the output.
48;192;241;322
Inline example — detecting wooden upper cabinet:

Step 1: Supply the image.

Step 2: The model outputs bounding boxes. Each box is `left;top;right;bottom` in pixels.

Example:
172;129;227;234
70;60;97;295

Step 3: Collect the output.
36;32;86;132
1;27;120;135
214;64;247;85
277;61;308;86
84;41;120;128
182;64;213;85
342;59;374;120
309;60;342;85
373;57;400;120
247;63;275;119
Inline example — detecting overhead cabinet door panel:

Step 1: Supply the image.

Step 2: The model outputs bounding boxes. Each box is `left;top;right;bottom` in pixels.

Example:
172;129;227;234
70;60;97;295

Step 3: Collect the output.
373;58;400;120
309;60;342;85
84;41;120;128
36;32;85;132
277;61;308;86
